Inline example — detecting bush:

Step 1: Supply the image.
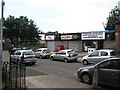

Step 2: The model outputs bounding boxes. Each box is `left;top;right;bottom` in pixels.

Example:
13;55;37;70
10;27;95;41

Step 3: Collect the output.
115;50;120;56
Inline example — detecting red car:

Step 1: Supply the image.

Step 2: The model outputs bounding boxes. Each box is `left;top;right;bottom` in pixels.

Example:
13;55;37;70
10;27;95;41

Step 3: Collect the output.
56;45;64;51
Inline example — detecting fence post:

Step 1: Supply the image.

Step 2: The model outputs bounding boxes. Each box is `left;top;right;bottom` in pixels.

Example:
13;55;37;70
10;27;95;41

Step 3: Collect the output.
92;67;98;88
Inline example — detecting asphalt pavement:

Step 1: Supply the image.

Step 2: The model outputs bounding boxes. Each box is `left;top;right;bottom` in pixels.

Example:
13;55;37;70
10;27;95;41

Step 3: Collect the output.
2;51;99;89
25;52;93;89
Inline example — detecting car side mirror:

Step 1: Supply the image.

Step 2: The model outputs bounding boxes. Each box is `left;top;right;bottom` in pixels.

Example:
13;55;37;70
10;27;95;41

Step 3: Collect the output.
88;54;92;57
95;65;99;69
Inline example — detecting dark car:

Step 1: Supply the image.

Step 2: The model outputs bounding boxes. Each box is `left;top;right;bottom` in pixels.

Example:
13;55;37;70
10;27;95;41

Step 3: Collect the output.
77;58;120;88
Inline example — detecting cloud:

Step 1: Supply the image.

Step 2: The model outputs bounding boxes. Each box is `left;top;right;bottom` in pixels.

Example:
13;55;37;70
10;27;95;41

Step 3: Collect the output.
4;0;120;33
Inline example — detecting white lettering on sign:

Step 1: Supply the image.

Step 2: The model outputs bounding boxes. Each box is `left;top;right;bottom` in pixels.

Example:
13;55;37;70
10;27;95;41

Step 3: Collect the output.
81;32;105;40
61;35;73;40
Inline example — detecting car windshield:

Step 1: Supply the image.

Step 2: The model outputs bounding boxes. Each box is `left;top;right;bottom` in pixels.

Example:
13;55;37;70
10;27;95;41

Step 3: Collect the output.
36;50;42;52
110;51;117;56
43;49;49;53
67;50;75;54
23;51;34;55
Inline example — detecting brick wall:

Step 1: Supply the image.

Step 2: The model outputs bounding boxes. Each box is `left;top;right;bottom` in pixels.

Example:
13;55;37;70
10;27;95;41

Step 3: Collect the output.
104;41;115;49
115;22;120;51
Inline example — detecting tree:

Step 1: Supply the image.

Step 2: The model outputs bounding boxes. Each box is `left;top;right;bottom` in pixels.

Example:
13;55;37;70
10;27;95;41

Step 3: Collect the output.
105;6;120;30
3;15;39;44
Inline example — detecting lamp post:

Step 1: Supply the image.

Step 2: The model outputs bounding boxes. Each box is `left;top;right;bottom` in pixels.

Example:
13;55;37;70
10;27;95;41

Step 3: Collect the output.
0;0;5;89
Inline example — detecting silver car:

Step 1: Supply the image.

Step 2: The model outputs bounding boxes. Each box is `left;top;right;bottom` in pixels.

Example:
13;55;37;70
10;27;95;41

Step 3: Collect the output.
50;49;78;63
77;58;120;88
34;48;51;59
11;50;37;65
81;49;116;65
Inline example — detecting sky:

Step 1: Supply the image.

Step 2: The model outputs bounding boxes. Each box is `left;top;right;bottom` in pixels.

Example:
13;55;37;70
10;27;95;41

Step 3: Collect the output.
2;0;120;33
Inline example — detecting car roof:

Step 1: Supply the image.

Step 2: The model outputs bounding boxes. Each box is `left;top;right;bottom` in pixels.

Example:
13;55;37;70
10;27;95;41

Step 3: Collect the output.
97;49;114;52
15;49;33;52
60;49;73;52
37;48;48;50
95;57;120;66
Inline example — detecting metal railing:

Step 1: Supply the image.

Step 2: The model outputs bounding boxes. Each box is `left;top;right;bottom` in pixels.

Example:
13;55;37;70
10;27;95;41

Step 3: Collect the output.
2;61;26;90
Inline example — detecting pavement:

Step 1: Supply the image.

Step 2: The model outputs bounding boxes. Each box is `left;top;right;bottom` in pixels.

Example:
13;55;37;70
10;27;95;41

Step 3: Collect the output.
26;52;94;89
26;74;93;88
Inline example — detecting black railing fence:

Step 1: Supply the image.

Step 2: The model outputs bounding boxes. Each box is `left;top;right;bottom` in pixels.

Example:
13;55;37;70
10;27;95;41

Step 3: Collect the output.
2;61;26;90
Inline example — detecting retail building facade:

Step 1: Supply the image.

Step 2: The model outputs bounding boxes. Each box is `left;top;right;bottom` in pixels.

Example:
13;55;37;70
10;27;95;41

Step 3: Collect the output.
45;30;115;52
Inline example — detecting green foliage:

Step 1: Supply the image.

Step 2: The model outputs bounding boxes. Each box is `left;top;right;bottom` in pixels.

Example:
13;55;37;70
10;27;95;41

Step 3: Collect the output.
115;50;120;56
3;15;39;44
105;6;120;30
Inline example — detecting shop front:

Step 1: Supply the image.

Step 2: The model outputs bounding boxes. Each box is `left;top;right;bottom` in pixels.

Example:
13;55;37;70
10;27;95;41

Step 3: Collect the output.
81;31;105;51
60;33;82;51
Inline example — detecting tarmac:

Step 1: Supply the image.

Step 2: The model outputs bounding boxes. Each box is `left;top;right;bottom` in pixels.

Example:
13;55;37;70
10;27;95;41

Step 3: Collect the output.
25;52;94;89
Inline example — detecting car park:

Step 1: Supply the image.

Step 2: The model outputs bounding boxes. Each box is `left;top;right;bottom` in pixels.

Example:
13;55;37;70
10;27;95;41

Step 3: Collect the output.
77;57;120;88
34;48;51;59
50;49;78;63
11;49;37;65
81;49;116;65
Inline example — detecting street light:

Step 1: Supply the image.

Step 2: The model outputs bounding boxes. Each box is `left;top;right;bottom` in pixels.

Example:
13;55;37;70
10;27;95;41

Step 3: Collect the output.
0;0;5;89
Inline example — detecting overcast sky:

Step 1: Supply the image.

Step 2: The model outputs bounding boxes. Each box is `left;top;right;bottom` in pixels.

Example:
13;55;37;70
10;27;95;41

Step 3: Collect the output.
2;0;120;33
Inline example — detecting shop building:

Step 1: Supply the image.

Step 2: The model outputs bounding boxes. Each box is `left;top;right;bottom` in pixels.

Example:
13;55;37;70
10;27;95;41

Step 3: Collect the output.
45;30;115;52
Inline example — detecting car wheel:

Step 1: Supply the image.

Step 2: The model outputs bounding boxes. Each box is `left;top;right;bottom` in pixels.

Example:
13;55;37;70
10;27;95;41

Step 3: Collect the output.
81;73;92;84
64;58;68;63
83;60;89;65
50;56;54;61
32;62;36;65
46;55;50;59
39;55;43;59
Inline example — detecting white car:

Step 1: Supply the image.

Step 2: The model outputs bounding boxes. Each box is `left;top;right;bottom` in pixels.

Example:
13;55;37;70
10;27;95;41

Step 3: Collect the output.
11;49;37;65
34;48;51;59
50;49;78;63
81;49;117;65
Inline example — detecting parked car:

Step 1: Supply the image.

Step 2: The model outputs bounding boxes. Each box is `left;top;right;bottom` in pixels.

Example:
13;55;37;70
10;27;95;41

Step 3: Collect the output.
50;49;78;63
11;49;37;65
34;48;51;59
77;57;120;88
55;45;64;51
81;49;116;65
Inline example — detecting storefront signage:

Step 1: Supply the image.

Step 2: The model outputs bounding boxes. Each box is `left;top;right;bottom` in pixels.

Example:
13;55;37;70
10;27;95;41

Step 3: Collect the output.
81;31;105;40
61;35;80;40
38;34;45;40
45;35;55;40
61;35;73;40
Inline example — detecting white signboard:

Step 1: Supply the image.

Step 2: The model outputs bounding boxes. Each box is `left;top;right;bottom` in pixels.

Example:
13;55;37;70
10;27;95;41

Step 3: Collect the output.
118;1;120;9
81;32;105;40
46;35;55;40
38;34;45;40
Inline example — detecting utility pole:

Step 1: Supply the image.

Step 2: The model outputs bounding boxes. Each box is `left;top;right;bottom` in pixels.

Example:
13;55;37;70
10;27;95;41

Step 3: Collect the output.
0;0;5;89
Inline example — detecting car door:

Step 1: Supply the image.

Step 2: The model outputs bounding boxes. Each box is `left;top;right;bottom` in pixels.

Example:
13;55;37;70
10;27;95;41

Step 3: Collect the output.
98;59;119;87
58;51;66;60
53;51;62;60
87;51;100;63
35;49;42;57
98;51;109;62
12;51;21;62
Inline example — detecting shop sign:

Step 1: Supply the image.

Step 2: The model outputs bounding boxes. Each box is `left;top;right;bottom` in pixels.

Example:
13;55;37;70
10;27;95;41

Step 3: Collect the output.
61;35;80;40
61;35;73;40
81;31;105;40
38;34;45;40
45;35;55;40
